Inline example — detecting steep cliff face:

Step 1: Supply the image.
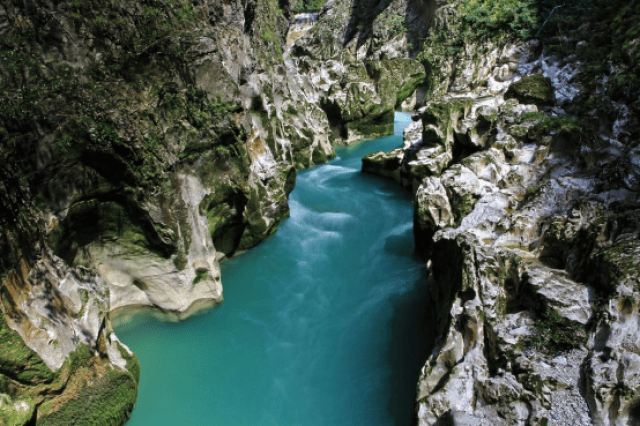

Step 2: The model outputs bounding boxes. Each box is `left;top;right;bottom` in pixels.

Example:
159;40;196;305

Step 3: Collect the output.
5;0;638;423
0;0;428;423
364;0;640;424
1;0;428;317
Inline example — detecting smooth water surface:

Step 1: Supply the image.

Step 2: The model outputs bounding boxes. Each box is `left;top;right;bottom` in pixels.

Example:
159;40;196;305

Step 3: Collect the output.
115;113;433;425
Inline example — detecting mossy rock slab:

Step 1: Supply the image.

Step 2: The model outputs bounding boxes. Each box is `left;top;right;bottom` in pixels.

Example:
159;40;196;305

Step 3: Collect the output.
37;369;138;426
505;74;555;107
0;313;54;385
362;149;403;182
0;394;36;426
345;111;395;141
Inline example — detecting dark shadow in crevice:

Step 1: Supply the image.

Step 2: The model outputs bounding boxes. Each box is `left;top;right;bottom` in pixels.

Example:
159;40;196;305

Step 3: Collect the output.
342;0;392;48
627;400;640;426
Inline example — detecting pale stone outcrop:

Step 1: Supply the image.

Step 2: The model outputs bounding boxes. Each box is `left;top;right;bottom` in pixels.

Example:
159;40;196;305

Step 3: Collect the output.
360;3;640;422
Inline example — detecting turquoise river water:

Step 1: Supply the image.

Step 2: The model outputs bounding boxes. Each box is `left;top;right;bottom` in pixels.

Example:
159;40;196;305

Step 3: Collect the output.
115;113;434;425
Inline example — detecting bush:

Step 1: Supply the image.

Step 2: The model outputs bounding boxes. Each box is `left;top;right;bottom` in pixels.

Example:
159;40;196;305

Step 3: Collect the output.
291;0;326;13
528;308;585;353
460;0;538;39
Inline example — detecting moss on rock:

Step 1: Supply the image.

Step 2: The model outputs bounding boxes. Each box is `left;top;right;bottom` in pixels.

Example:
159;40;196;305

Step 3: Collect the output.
0;314;54;385
505;74;555;107
37;368;138;426
0;394;36;426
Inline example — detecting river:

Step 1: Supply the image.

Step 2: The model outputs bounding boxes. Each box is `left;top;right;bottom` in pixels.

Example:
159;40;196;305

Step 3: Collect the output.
115;112;434;425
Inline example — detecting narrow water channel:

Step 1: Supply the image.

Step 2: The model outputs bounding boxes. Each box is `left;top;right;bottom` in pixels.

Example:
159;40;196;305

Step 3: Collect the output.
114;113;434;425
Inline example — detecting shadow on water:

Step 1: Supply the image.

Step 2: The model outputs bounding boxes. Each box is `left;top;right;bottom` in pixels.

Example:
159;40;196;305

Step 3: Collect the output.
384;258;435;424
383;226;416;258
340;164;435;423
329;126;436;424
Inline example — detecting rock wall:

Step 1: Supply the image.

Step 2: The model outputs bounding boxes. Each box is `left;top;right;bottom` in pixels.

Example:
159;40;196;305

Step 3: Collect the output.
362;0;640;424
5;0;638;423
0;0;429;423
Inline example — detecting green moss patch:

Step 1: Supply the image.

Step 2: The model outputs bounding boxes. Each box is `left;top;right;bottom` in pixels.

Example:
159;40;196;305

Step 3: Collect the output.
0;394;35;426
0;313;54;385
192;269;208;286
290;0;327;13
505;74;555;106
346;111;395;139
117;343;140;385
34;343;139;426
459;0;538;39
37;368;138;426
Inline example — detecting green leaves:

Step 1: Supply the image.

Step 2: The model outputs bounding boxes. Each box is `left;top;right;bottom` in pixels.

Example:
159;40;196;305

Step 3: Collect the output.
460;0;539;39
528;308;585;353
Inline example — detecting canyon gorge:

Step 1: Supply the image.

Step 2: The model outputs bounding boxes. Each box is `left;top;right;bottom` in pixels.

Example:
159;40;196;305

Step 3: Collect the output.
1;0;639;424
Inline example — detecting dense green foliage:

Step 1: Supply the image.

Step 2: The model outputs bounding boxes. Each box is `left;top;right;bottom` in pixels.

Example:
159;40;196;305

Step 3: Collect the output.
32;344;139;426
460;0;538;39
0;323;139;426
38;369;138;426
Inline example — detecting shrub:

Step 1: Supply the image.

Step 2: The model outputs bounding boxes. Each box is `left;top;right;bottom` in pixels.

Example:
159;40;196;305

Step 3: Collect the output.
528;308;585;353
460;0;539;39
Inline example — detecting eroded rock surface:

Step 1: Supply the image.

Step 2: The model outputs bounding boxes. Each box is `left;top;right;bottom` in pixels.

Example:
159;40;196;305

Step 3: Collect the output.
361;2;640;424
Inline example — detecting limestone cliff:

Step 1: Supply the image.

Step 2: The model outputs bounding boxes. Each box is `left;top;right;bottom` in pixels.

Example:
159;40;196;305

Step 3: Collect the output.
0;0;427;423
4;0;639;423
363;0;640;424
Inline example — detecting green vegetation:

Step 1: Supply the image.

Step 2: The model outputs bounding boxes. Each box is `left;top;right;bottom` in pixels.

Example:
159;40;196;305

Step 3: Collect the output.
460;0;538;39
0;394;35;426
0;0;244;203
193;269;209;285
38;369;138;426
0;313;54;385
536;0;640;106
172;254;189;271
33;344;138;426
256;0;286;57
345;112;395;139
291;0;327;13
387;13;406;38
0;325;139;426
505;74;555;106
451;193;477;226
599;242;640;293
528;308;585;353
117;344;141;384
526;185;541;197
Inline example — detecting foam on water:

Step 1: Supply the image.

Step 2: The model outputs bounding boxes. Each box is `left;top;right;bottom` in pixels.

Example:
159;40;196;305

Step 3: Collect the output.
115;112;433;426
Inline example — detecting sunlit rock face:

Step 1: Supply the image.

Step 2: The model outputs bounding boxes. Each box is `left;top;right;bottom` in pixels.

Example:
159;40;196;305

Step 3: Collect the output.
286;12;320;46
360;1;640;425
